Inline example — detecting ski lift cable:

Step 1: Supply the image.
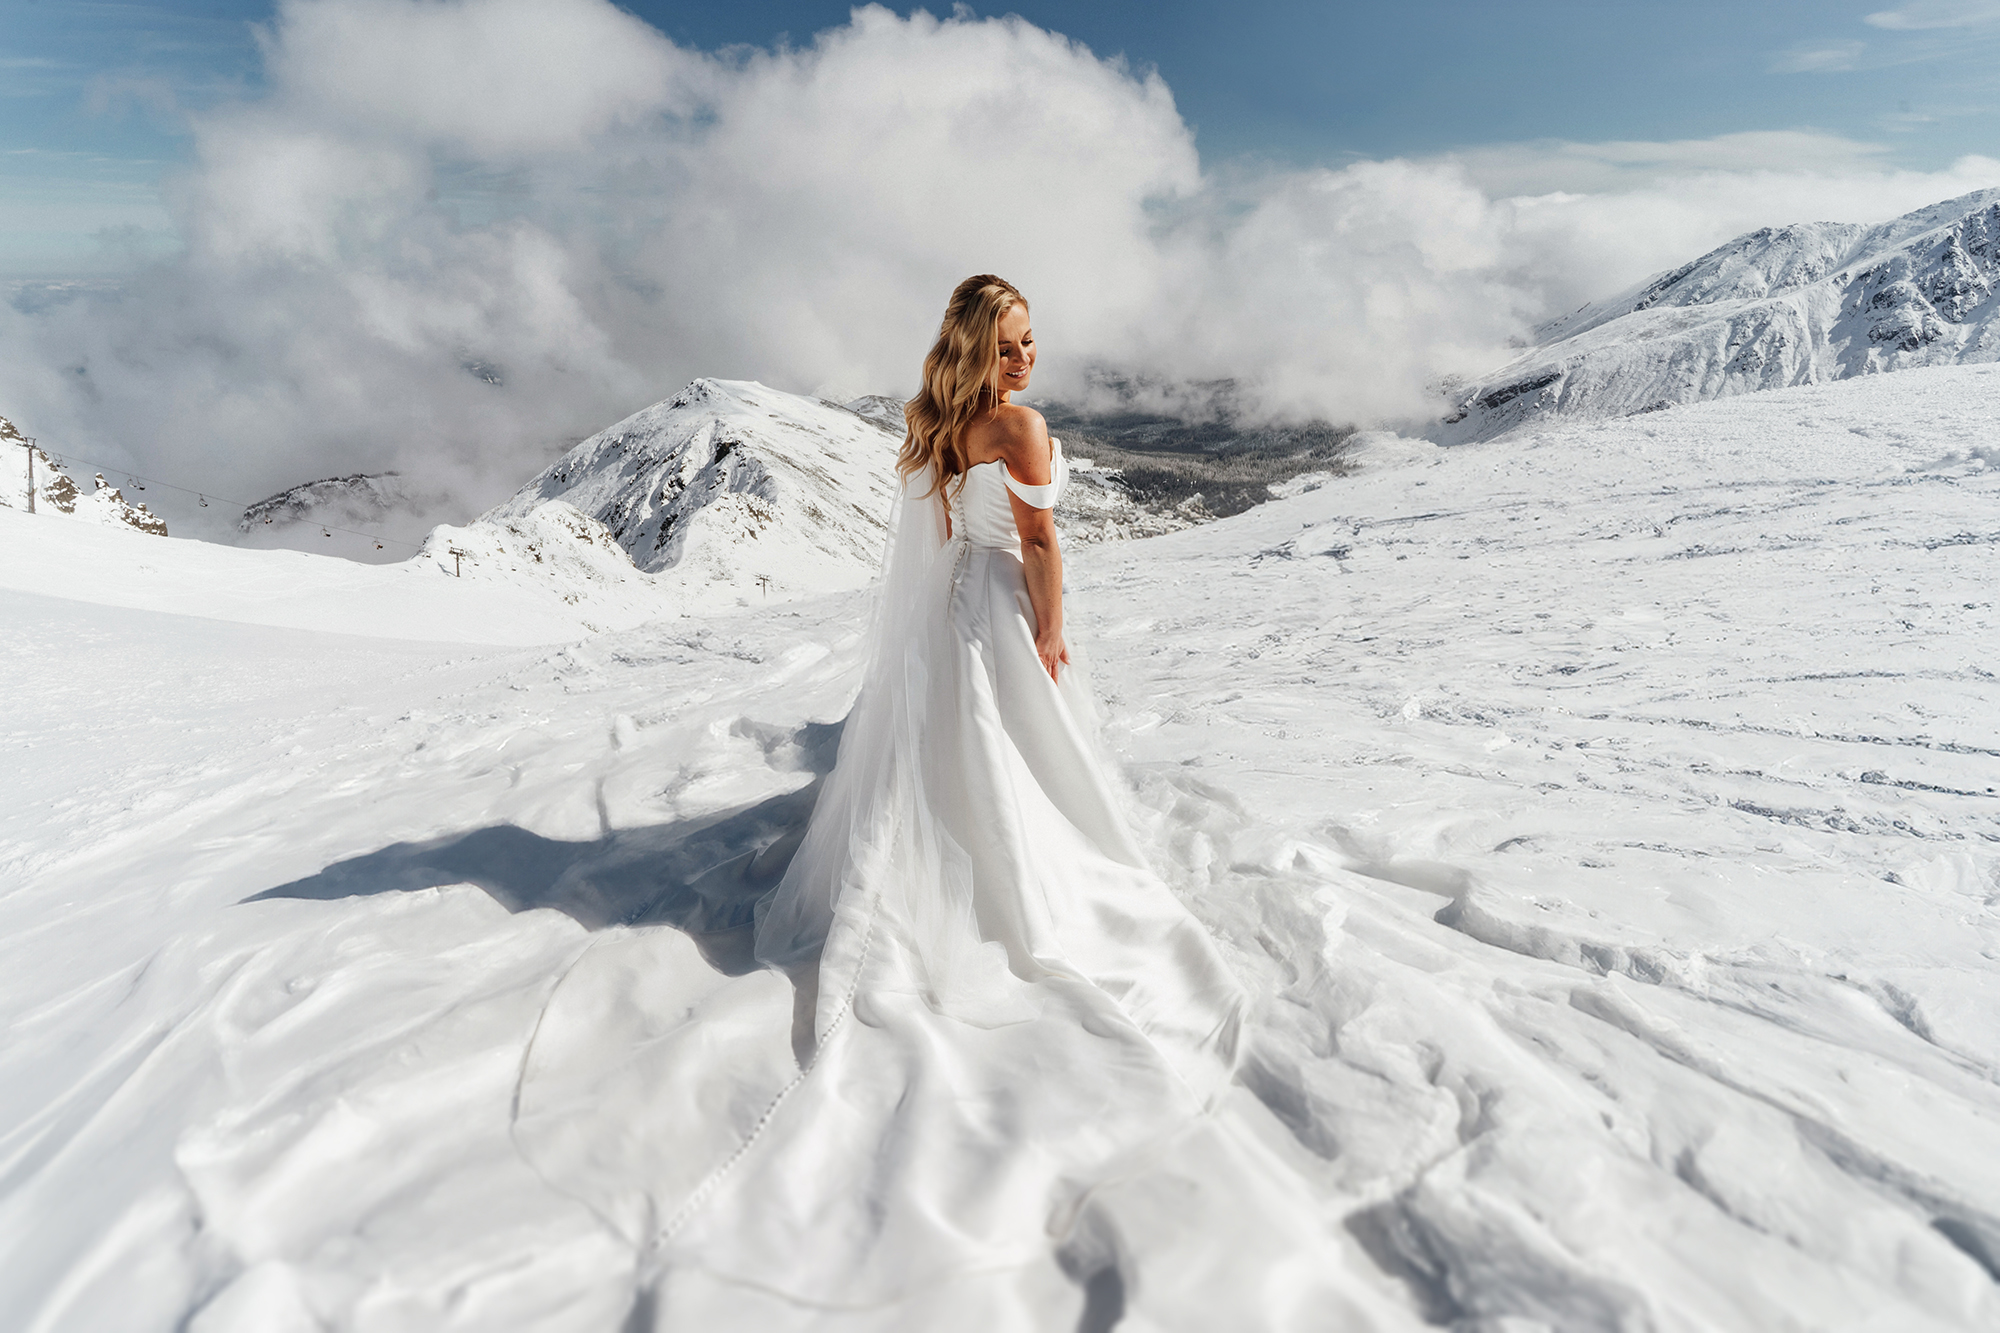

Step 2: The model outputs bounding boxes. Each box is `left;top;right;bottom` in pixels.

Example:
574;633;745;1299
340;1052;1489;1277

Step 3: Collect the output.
14;444;427;551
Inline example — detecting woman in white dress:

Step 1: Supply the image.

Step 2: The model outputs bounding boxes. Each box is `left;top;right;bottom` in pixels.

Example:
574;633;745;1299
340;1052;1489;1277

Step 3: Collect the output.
674;276;1246;1318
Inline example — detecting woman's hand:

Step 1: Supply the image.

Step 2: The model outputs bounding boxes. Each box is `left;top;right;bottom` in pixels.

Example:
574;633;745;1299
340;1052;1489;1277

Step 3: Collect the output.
1035;625;1069;682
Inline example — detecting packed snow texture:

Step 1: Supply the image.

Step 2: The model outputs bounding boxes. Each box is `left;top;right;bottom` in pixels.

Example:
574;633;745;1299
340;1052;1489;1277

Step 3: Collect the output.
3;364;1998;1329
1444;188;2000;440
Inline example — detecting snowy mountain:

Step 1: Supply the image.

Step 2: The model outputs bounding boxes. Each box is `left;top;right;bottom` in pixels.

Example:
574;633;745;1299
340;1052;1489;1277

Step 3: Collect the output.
415;501;675;628
481;379;1209;602
485;379;900;603
239;472;424;534
1442;187;2000;440
838;393;908;435
0;415;167;535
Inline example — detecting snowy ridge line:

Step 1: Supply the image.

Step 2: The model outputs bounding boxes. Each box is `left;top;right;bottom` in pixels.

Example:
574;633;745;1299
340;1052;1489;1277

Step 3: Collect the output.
5;440;425;550
1442;187;2000;440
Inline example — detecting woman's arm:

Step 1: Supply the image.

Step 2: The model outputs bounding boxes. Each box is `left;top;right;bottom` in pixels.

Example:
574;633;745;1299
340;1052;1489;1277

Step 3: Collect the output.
998;411;1068;681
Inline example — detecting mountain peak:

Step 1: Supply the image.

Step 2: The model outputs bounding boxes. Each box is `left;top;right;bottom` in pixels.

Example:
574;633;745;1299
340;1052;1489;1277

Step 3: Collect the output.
483;378;901;603
1447;188;2000;440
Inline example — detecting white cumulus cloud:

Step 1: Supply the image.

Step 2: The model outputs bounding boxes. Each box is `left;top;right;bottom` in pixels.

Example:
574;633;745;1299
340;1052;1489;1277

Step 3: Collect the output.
2;0;1997;545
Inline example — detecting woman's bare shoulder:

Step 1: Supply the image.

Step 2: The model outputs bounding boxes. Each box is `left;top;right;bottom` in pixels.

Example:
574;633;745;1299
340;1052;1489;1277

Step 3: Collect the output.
992;400;1056;452
990;406;1051;479
963;404;1050;469
992;403;1046;437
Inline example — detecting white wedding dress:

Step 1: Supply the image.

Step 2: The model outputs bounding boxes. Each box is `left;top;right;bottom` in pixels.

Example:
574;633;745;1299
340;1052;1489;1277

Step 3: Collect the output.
664;439;1248;1316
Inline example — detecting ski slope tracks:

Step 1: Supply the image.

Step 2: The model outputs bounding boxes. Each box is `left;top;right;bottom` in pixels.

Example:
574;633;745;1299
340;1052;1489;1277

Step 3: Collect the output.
1444;187;2000;440
1;364;1997;1329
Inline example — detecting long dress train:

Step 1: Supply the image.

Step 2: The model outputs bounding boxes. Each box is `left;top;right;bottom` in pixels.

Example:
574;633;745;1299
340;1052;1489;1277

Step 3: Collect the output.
664;440;1248;1311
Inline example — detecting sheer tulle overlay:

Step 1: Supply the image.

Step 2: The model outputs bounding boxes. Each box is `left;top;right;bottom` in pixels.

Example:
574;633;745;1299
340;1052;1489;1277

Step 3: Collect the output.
669;444;1247;1306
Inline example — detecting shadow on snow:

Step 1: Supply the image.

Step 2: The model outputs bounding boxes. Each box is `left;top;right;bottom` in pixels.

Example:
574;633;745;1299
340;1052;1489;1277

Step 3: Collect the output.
245;720;845;978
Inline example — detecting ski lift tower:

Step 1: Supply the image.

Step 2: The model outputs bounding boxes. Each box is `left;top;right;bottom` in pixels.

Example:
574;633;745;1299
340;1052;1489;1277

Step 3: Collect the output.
2;419;31;514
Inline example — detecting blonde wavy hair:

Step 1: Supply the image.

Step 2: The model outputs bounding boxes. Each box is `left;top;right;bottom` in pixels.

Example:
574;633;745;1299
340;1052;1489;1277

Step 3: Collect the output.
898;274;1027;494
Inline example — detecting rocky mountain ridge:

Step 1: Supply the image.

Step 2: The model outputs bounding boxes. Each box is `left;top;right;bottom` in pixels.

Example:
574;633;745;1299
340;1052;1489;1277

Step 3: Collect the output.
0;415;168;535
1441;187;2000;440
239;472;423;535
483;379;902;604
476;379;1219;606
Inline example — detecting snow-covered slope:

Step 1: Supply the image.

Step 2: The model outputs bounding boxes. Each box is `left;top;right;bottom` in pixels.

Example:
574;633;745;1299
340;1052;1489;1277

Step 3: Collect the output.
486;379;900;602
838;393;908;435
1057;452;1206;542
1;415;168;535
6;364;1996;1330
1443;188;2000;440
0;499;673;645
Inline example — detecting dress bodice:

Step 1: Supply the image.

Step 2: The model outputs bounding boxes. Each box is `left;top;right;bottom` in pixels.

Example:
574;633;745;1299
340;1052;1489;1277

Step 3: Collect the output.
948;438;1068;549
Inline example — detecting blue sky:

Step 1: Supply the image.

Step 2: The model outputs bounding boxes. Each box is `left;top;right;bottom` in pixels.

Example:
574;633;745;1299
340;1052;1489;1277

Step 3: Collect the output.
4;0;1998;277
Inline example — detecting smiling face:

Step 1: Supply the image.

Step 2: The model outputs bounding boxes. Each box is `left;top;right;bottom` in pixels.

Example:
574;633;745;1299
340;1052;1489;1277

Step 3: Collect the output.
993;301;1035;401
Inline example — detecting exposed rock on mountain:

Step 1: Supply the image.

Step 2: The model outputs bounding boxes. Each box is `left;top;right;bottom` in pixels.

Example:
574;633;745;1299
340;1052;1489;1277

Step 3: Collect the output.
838;394;908;436
1040;391;1355;518
1055;455;1208;543
474;379;1338;604
485;379;901;603
0;415;167;535
1442;187;2000;440
240;472;425;535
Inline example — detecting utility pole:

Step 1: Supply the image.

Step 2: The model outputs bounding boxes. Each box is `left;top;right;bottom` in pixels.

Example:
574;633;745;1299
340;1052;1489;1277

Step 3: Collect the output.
756;574;771;598
448;546;469;578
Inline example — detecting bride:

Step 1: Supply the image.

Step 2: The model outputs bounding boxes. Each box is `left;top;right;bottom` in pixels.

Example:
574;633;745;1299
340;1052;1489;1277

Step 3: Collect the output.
669;275;1247;1316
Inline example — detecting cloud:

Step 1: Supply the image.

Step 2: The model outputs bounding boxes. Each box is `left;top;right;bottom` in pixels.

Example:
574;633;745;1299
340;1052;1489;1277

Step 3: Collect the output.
1865;0;2000;28
2;0;1998;546
1443;130;1899;195
1770;40;1867;73
255;0;698;156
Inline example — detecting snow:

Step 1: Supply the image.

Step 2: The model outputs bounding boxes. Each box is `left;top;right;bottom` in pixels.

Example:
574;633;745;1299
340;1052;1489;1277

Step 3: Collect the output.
1445;188;2000;440
231;472;441;563
4;363;1999;1329
0;502;672;645
1;423;169;536
485;378;901;603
